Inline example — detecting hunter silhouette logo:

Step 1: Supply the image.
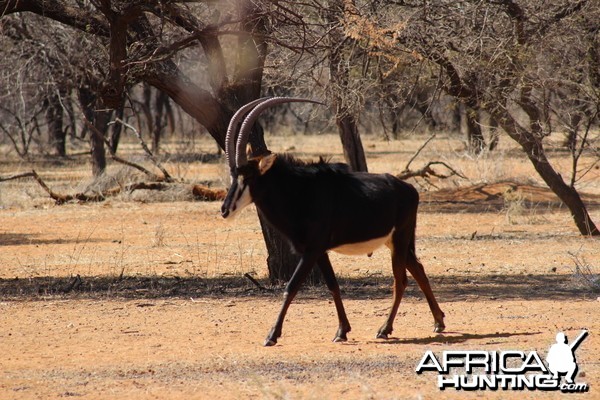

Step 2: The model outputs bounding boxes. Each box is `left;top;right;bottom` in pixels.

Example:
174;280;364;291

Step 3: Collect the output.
547;330;588;385
415;329;589;393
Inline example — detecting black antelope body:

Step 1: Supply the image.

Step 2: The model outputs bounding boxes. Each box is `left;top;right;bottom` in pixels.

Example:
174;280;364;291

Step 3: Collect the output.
221;97;445;346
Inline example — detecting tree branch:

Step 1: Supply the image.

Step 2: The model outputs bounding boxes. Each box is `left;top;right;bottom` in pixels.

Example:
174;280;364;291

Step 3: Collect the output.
405;133;436;171
1;0;109;36
111;118;174;182
397;161;467;181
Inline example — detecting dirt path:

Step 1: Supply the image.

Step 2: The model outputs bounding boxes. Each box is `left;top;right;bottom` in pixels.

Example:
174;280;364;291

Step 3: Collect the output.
1;296;598;399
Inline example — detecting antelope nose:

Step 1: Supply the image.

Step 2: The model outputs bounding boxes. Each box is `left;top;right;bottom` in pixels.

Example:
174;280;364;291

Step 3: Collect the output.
221;206;230;218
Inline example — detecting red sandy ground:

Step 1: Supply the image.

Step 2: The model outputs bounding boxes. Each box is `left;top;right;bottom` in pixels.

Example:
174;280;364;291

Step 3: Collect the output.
0;200;598;400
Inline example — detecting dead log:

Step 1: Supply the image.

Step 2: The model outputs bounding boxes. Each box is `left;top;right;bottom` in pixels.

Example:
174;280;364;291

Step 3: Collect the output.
397;161;467;181
192;185;226;201
397;161;467;189
0;170;169;204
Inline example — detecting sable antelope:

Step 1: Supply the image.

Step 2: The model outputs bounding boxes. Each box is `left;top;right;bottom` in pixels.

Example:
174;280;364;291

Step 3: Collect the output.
221;97;445;346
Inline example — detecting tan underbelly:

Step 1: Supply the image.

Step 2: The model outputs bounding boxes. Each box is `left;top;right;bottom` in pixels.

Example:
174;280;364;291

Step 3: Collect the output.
331;230;393;256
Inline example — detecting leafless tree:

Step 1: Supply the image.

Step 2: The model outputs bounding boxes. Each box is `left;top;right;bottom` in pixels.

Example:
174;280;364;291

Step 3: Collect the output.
337;0;599;236
0;13;86;157
0;0;324;281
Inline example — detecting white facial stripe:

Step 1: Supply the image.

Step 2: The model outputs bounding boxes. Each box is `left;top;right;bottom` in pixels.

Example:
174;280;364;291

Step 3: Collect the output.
227;176;253;219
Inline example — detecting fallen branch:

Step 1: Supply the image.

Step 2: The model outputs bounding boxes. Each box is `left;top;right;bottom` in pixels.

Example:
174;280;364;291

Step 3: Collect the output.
405;133;436;171
103;182;170;197
102;133;162;181
244;273;273;292
397;161;467;181
111;118;174;182
0;170;74;203
81;116;170;182
398;134;468;186
0;171;43;184
107;152;164;181
0;170;169;204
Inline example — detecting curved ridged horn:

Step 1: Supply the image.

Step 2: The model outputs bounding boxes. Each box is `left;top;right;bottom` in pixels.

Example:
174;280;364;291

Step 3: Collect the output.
225;97;270;173
235;97;325;167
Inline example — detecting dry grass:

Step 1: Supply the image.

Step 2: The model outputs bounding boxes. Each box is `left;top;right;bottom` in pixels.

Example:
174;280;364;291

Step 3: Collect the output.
2;132;600;204
569;249;600;292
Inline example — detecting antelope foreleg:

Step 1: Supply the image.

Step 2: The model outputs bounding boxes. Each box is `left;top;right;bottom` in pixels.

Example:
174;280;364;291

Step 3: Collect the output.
264;252;319;346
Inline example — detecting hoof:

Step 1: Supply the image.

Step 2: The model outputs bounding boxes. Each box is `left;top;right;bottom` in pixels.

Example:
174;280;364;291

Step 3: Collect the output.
333;335;348;343
434;323;445;333
264;338;277;347
376;325;392;339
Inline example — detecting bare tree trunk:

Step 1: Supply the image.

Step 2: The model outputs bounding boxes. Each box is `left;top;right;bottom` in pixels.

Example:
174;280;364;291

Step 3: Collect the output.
243;1;323;284
530;147;598;236
78;86;108;176
336;113;368;172
90;109;109;177
464;106;485;154
547;174;598;236
488;115;499;151
328;0;368;173
141;28;309;285
152;90;170;153
78;87;95;140
492;107;599;236
109;105;123;154
450;100;461;133
45;92;66;157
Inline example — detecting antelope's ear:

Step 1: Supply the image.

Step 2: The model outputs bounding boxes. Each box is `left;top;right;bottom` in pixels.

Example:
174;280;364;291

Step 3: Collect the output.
258;154;277;175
